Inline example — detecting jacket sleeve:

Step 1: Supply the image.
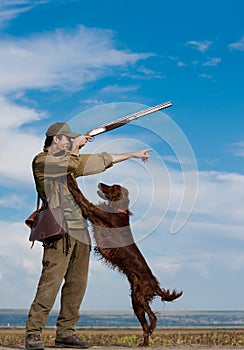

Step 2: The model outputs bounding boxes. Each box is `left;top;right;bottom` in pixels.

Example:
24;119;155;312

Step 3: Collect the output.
33;151;80;178
73;152;113;177
33;151;113;179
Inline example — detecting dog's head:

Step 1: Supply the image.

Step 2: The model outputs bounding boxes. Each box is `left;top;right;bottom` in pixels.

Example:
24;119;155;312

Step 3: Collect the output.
97;183;129;211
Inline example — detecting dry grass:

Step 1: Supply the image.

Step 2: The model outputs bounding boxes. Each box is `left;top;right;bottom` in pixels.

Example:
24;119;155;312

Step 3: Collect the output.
0;327;244;347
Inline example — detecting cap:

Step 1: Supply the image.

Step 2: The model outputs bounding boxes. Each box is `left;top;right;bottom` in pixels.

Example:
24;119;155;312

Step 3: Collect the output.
46;122;80;138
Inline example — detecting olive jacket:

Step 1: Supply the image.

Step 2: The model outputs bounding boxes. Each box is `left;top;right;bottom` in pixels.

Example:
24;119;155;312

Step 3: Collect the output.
32;150;113;236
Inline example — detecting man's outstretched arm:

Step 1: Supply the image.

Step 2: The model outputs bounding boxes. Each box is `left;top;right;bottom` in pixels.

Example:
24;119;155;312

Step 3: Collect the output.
111;149;153;164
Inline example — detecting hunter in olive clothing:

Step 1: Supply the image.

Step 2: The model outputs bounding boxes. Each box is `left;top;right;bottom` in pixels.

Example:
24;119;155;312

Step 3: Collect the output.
25;122;152;350
26;152;113;346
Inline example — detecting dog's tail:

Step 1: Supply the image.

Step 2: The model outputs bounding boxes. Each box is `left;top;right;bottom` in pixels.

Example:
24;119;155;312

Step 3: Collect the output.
160;288;183;302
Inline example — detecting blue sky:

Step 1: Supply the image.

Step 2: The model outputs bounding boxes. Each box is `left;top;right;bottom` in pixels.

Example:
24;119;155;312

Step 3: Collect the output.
0;0;243;312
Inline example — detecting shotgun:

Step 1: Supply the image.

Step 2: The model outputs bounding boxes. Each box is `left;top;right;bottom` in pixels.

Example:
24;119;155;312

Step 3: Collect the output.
86;101;172;139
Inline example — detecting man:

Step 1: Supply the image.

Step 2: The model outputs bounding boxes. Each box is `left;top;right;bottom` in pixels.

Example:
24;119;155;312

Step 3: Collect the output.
25;122;152;350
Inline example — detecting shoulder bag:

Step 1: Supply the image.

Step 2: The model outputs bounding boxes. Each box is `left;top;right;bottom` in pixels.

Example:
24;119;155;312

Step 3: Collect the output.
25;183;66;244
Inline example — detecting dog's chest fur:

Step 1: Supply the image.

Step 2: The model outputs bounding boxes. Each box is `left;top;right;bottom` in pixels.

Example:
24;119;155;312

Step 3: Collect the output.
92;202;134;249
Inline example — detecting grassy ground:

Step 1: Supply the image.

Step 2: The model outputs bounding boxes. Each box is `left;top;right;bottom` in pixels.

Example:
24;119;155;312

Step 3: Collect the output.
0;328;244;347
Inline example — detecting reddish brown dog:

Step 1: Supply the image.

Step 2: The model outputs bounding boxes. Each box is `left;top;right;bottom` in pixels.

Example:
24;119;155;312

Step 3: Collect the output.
67;175;183;346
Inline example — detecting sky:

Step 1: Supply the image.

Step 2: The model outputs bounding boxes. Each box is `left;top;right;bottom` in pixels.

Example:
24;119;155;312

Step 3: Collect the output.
0;0;244;313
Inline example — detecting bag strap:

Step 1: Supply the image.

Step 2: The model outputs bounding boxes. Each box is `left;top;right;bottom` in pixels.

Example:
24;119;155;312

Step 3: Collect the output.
36;194;41;211
58;182;65;210
36;181;63;211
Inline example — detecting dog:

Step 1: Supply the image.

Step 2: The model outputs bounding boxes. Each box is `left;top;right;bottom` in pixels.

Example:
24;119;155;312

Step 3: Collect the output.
67;175;183;346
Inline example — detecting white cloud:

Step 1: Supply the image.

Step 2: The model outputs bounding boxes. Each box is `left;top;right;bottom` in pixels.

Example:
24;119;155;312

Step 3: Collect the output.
231;141;244;157
0;26;151;94
0;220;43;308
0;1;38;27
0;96;43;183
186;40;212;53
168;56;186;67
101;84;139;94
136;65;164;79
200;73;213;80
120;65;164;80
0;1;54;30
202;57;221;66
82;99;106;107
193;171;244;226
177;61;186;67
0;95;42;128
0;194;24;208
152;256;182;276
228;36;244;51
163;155;194;165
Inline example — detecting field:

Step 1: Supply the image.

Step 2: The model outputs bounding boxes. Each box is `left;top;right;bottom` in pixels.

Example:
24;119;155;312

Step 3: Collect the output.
0;328;244;348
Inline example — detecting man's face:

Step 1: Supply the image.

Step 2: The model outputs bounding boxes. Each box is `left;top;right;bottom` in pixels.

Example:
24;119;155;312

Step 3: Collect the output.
56;135;73;151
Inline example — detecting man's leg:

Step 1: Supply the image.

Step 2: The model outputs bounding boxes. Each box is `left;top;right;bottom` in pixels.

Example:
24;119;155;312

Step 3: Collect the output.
56;240;90;338
26;238;76;337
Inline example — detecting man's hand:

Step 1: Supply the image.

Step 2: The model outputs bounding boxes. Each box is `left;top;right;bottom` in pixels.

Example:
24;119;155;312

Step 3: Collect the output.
132;149;153;163
71;135;92;154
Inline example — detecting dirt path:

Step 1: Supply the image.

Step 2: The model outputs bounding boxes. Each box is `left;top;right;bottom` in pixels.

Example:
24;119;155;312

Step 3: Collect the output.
1;328;244;349
1;347;244;350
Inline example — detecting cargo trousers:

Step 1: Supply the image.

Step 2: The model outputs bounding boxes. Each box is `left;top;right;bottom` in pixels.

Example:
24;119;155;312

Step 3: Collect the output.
26;235;90;337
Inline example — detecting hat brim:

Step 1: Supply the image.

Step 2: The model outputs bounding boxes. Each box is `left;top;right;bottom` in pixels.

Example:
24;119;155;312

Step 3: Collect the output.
61;131;81;138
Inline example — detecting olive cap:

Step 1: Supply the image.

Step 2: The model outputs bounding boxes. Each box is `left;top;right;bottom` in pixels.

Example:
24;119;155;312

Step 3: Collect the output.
46;122;80;138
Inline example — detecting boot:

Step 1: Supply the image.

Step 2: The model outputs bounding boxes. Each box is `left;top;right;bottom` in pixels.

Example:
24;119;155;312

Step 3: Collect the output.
25;333;44;350
55;334;89;348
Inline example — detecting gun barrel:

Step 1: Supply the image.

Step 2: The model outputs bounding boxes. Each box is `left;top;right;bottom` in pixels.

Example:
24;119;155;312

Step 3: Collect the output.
126;101;172;122
87;101;172;137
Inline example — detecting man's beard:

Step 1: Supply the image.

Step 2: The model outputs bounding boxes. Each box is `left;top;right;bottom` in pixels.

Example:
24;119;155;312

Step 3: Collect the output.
59;142;72;151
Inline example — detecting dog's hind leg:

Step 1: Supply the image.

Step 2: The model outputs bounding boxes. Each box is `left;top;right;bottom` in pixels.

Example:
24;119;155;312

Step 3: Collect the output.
132;297;150;346
142;301;157;337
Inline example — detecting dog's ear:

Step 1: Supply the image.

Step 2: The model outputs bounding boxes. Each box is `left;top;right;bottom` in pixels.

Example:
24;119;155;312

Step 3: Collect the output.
112;184;122;193
111;185;123;201
113;186;130;208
